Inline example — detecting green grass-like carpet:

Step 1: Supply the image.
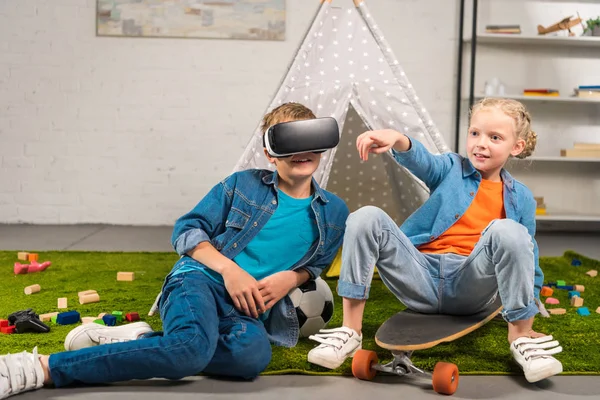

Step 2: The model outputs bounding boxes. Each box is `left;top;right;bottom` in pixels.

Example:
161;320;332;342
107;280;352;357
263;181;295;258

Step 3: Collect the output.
1;250;598;376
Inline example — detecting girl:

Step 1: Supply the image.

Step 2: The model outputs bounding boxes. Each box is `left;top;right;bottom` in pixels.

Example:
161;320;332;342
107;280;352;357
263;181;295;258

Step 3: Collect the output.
307;98;563;383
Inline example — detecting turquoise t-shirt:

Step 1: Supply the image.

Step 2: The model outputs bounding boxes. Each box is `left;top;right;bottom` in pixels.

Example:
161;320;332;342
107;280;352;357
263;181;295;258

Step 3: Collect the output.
172;189;319;284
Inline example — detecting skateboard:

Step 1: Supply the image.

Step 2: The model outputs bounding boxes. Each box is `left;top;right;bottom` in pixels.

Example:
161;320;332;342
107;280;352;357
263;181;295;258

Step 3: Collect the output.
352;297;503;395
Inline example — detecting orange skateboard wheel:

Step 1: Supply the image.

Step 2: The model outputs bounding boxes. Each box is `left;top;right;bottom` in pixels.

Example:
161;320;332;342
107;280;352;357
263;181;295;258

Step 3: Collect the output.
352;349;378;380
432;362;459;395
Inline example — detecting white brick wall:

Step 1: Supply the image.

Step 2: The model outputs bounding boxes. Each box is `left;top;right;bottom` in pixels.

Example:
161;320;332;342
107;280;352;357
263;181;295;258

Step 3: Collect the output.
0;0;458;225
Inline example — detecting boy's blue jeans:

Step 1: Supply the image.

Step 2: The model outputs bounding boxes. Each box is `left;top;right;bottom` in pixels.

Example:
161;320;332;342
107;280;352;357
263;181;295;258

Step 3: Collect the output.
337;206;540;322
49;271;272;387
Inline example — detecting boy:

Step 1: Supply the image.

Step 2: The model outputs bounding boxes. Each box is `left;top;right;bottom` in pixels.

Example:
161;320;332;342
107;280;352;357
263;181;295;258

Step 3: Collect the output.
0;103;349;399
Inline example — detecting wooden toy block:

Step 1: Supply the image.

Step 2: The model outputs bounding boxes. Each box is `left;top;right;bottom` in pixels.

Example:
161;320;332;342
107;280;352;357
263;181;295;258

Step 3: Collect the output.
17;252;30;260
540;286;553;296
570;296;584;307
571;259;582;267
27;253;39;262
102;314;117;326
0;320;9;328
117;272;135;281
58;298;68;309
98;313;107;319
574;285;585;293
51;315;58;324
548;308;566;315
82;317;96;324
586;270;598;277
57;311;80;325
596;306;600;314
1;326;16;334
568;291;581;299
545;297;559;305
577;307;590;316
94;319;106;325
40;312;59;322
556;285;573;290
78;290;97;297
24;284;41;295
556;280;566;287
79;293;100;305
112;311;123;322
126;312;140;322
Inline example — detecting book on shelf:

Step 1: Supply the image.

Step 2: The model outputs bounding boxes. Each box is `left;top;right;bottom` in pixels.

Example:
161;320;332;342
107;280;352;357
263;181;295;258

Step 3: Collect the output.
523;89;559;96
574;86;600;98
485;25;521;34
574;142;600;150
560;148;600;158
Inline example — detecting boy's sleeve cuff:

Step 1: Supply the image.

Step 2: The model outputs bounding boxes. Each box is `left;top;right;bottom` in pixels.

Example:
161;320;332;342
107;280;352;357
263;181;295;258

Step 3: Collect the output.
174;229;211;255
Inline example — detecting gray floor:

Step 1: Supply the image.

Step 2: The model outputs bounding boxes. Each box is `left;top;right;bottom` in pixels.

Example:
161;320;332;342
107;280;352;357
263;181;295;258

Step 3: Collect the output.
1;224;600;400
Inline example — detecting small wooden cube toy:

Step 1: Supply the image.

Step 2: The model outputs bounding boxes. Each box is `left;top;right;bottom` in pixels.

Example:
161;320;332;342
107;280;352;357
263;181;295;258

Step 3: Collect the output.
117;272;135;281
17;252;29;261
540;286;553;297
570;296;584;307
556;280;566;287
574;285;585;292
82;317;96;324
0;320;9;328
586;270;597;277
1;326;16;334
577;307;590;316
126;312;140;322
548;308;566;315
57;311;80;325
596;306;600;314
545;297;559;305
79;293;100;305
568;291;581;299
58;298;68;309
112;311;124;322
27;253;39;262
24;284;41;295
103;315;117;326
40;312;59;323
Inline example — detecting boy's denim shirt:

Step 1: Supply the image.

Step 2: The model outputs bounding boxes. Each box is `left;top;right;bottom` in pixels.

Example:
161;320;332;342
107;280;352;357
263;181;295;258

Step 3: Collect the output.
170;169;349;348
391;137;544;300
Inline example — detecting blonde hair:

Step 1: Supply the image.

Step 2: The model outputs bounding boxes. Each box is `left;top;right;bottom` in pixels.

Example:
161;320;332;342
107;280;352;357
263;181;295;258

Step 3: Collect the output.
260;102;316;134
470;98;537;159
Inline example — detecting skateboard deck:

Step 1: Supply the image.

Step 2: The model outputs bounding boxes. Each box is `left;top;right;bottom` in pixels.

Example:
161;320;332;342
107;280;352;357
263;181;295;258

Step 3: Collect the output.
375;297;503;351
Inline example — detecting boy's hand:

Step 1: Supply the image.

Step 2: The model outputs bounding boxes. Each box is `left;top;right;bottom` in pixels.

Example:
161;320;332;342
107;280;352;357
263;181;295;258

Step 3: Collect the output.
258;271;297;311
356;129;404;161
222;265;266;318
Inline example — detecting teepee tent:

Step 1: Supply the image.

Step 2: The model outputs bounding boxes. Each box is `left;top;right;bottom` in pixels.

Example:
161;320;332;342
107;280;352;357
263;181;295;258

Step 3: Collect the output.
234;0;451;225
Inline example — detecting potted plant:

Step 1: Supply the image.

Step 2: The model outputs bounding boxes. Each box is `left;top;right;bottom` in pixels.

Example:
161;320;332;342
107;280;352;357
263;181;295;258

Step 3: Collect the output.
584;17;600;36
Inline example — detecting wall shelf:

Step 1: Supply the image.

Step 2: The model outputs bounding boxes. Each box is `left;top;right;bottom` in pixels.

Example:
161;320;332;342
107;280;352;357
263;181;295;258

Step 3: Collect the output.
464;33;600;48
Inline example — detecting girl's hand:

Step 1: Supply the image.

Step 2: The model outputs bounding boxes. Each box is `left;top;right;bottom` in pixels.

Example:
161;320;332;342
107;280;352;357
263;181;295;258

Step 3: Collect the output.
356;129;404;161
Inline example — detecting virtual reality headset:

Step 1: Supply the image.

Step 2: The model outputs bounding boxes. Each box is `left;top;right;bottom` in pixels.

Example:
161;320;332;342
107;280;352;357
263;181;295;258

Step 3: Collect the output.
263;117;340;158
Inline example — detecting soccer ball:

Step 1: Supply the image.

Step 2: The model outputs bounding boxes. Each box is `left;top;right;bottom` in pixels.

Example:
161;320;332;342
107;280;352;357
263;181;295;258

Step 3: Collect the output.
288;277;334;338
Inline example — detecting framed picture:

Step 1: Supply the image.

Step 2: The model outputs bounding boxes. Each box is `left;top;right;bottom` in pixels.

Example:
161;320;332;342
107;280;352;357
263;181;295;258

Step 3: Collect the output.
97;0;285;41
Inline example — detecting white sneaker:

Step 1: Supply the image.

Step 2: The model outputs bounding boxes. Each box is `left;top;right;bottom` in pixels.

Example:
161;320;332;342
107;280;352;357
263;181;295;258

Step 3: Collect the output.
511;335;563;383
307;326;362;369
64;322;153;351
0;347;45;399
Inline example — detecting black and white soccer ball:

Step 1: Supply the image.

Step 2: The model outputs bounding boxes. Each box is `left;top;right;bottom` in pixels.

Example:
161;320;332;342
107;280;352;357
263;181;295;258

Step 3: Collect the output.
289;277;334;338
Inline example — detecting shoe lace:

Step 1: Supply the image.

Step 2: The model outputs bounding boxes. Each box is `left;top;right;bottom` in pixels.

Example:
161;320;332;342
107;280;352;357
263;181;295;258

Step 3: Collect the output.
308;328;355;351
0;347;44;396
513;335;563;361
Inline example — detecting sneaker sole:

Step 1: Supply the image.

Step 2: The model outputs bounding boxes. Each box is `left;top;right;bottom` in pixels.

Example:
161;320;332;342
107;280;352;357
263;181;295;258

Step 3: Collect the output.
64;321;152;351
307;346;361;370
525;362;563;383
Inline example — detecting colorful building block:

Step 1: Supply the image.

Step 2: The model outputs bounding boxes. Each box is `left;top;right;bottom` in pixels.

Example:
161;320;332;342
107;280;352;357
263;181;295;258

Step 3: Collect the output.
57;311;80;325
577;307;590;316
586;270;598;277
27;253;39;262
112;311;123;322
126;312;140;322
540;286;553;296
117;272;135;281
596;307;600;314
0;320;9;328
58;298;68;309
556;285;574;290
556;280;566;287
79;293;100;305
102;315;117;326
570;296;584;307
40;313;59;323
545;297;559;305
94;319;106;325
17;252;30;261
24;284;41;295
574;285;585;292
82;317;96;324
51;316;58;324
1;326;16;334
568;291;581;299
571;259;582;267
548;308;566;315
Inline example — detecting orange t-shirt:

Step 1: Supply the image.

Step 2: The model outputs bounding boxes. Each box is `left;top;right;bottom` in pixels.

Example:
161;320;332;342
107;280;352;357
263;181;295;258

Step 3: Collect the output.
418;179;505;256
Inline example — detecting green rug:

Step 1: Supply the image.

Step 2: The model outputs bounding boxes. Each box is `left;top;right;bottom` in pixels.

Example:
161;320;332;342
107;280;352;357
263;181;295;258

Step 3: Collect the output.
1;250;598;376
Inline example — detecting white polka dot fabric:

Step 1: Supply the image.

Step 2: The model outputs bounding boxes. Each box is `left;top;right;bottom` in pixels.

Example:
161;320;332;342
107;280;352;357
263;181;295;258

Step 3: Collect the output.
233;1;449;225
